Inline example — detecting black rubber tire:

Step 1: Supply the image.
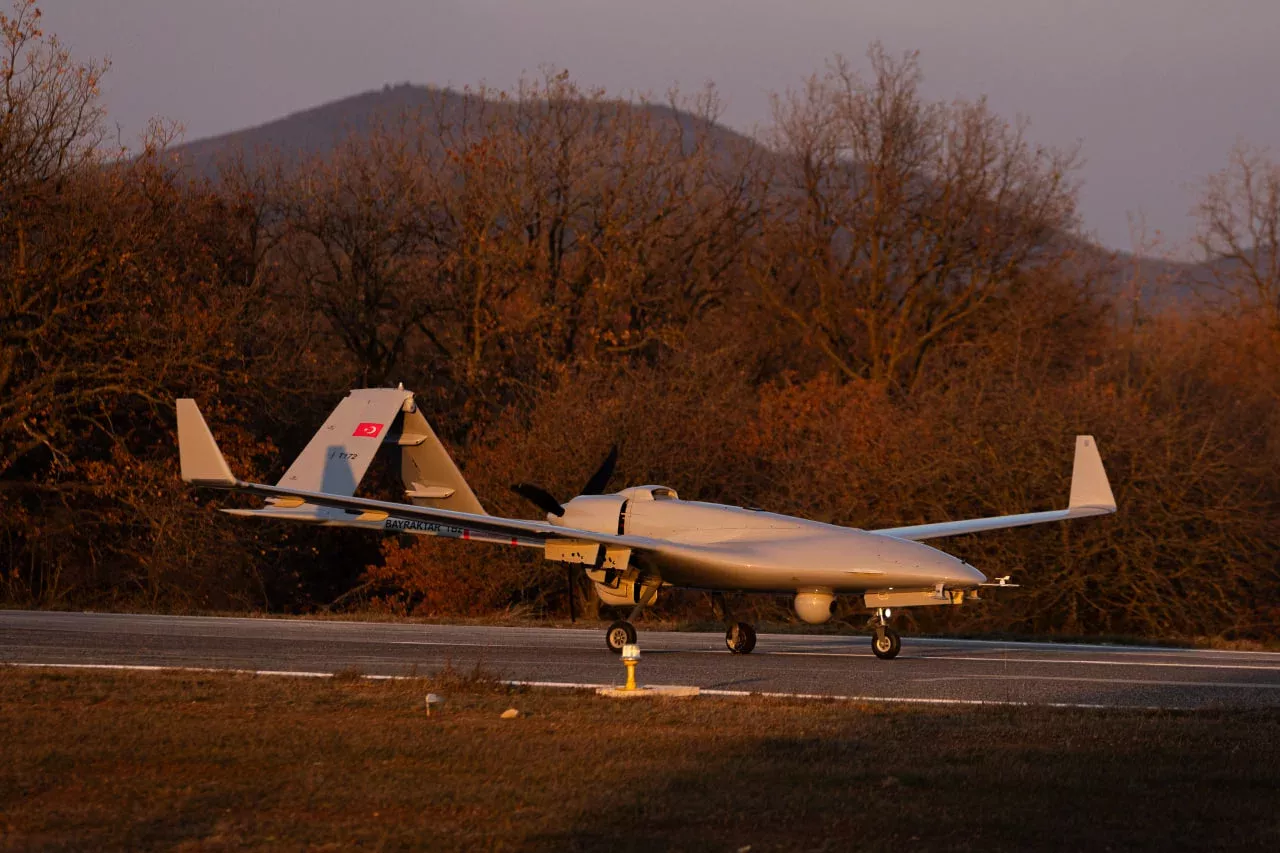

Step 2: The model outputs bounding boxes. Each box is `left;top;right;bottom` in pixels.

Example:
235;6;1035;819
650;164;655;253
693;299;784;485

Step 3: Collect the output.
725;622;757;654
872;627;901;660
606;620;637;653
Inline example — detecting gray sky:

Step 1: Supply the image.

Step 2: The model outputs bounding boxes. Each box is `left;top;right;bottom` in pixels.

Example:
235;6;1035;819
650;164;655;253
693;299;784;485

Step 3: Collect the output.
40;0;1280;254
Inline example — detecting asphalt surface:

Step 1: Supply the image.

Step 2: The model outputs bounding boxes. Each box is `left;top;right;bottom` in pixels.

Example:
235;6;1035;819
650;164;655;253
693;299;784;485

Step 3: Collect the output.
4;610;1280;710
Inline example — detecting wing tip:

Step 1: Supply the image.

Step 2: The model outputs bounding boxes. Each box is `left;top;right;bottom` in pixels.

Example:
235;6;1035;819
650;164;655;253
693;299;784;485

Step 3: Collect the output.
177;399;237;487
1069;435;1116;513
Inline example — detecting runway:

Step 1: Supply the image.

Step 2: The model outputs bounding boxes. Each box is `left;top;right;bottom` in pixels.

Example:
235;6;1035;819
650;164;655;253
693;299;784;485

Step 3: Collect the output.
4;610;1280;710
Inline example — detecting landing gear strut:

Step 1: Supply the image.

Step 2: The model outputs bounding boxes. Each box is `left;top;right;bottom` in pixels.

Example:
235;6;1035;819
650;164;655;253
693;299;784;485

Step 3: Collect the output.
870;608;901;660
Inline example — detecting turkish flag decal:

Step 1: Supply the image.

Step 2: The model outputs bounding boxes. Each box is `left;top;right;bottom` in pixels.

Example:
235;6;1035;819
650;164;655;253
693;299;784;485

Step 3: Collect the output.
352;422;384;438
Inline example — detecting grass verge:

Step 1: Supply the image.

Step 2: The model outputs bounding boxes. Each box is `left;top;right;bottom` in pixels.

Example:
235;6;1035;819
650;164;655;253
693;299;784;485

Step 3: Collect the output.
2;667;1279;851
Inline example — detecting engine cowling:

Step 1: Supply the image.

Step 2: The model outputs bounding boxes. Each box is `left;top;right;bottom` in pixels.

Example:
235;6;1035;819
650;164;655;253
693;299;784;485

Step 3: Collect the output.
557;494;628;534
794;589;836;624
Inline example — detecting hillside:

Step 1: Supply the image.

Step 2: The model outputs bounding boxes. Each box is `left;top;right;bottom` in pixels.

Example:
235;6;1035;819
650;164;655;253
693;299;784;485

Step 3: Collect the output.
173;82;756;176
174;83;1224;305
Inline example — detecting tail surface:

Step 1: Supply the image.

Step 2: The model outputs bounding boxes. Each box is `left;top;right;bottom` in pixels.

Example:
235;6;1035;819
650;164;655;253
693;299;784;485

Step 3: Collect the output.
275;388;411;496
178;389;485;517
396;404;486;514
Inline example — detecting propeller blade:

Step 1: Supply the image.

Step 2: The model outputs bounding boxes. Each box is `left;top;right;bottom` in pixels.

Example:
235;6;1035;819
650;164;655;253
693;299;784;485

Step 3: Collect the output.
581;444;618;496
510;483;565;517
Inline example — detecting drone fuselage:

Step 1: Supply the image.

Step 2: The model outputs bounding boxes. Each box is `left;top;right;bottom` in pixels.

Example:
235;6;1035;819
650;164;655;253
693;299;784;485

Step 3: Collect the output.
553;489;986;594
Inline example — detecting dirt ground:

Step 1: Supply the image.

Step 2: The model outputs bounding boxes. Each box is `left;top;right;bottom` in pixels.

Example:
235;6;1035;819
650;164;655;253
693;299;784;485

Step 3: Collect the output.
2;667;1279;851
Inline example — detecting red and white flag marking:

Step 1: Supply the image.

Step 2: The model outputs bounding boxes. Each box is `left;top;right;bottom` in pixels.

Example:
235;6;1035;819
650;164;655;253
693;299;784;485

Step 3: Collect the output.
352;422;384;438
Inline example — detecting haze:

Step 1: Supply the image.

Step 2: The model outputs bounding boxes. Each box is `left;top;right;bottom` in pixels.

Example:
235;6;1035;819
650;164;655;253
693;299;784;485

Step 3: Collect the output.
41;0;1279;253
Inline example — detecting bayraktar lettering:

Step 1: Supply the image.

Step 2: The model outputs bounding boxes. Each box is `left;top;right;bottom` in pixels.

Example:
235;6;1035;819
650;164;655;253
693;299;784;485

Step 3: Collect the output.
384;518;467;536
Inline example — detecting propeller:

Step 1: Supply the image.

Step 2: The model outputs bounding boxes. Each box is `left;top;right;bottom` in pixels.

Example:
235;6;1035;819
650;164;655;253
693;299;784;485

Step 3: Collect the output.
509;444;619;622
510;483;565;517
509;444;619;515
581;444;618;497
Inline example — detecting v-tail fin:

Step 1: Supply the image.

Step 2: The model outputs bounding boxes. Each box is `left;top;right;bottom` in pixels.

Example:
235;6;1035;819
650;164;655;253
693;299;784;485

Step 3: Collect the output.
275;388;411;496
178;387;487;521
396;404;486;515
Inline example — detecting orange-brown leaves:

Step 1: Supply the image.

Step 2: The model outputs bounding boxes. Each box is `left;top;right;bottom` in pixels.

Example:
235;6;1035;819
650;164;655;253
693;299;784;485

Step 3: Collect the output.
2;7;1277;639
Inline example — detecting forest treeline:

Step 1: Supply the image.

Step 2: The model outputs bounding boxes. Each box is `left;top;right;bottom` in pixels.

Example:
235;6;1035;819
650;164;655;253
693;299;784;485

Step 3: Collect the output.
3;1;1278;639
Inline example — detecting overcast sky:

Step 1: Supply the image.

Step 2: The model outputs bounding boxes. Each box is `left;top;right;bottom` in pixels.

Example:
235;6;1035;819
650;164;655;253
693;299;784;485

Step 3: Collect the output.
39;0;1279;254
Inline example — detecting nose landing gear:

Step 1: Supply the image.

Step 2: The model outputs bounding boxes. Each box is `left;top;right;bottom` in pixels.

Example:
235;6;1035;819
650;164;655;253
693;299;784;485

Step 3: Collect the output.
870;608;901;660
725;622;757;654
714;592;757;654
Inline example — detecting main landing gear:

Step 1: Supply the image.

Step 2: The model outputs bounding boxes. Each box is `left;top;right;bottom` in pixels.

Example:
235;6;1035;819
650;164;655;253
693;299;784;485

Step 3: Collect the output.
606;587;659;653
714;592;757;654
606;616;757;654
605;620;637;653
870;608;901;660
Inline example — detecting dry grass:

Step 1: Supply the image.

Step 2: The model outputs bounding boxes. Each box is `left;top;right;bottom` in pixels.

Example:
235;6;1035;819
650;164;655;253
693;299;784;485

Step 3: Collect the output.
2;668;1279;852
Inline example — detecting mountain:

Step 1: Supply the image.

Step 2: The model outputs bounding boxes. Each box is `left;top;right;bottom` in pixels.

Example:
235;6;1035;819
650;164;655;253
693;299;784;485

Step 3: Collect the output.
1076;242;1230;309
172;82;755;177
173;84;1231;307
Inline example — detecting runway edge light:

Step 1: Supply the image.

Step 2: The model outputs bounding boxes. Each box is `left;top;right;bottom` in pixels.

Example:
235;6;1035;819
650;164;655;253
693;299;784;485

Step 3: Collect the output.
621;643;640;690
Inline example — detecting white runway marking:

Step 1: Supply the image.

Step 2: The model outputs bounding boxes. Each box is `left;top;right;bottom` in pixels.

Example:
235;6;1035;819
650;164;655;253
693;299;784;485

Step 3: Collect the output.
918;636;1280;657
917;673;1280;690
927;655;1280;671
1;663;1169;710
768;651;1280;671
497;680;1166;710
3;662;337;678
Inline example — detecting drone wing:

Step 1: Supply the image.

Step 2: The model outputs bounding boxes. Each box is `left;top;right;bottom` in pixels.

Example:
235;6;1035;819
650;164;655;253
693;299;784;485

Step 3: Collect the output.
871;436;1116;541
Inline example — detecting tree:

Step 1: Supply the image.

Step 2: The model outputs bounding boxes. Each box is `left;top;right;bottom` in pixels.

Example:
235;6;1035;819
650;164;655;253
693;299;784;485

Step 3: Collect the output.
1195;141;1280;328
0;0;111;477
751;46;1080;393
272;119;450;389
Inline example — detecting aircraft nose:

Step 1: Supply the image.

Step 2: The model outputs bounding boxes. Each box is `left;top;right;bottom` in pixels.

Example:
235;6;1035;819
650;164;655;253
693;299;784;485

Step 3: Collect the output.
952;561;987;586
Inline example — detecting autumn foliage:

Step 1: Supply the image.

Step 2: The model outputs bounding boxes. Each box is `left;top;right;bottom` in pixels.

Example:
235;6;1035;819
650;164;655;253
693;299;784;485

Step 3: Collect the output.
2;2;1277;640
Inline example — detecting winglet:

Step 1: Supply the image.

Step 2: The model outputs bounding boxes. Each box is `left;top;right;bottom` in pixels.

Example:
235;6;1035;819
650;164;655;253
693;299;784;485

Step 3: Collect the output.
176;399;237;487
1068;435;1116;511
